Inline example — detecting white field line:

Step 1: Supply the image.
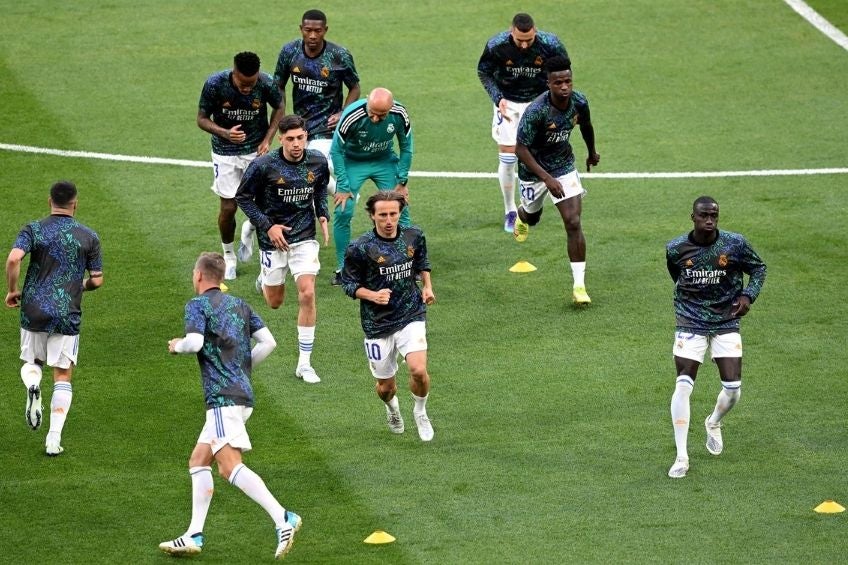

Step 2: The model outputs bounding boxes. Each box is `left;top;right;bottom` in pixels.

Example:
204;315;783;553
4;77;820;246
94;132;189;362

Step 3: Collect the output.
1;142;847;180
784;0;848;51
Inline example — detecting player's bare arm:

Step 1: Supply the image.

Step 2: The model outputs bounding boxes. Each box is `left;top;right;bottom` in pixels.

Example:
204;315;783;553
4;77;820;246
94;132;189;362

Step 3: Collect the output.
579;121;600;171
5;248;24;307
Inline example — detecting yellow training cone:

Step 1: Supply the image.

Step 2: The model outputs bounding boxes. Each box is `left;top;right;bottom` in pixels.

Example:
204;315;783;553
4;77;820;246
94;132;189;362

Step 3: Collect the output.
364;530;396;544
219;282;229;292
509;261;537;273
814;500;845;513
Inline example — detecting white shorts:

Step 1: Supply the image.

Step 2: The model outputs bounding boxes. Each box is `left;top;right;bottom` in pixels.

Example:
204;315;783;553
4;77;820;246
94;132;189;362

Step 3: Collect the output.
491;101;531;146
364;321;428;379
20;329;79;369
519;170;586;213
259;240;320;286
210;151;258;199
197;405;253;454
673;331;743;363
307;138;333;168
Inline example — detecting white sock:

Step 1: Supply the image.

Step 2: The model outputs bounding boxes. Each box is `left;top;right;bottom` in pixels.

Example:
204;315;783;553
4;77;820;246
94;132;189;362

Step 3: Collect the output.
49;381;73;436
222;242;235;255
297;326;315;368
186;466;214;535
670;375;694;460
412;393;428;414
385;395;400;415
21;363;42;388
498;153;518;214
571;262;586;288
709;381;741;425
229;463;287;527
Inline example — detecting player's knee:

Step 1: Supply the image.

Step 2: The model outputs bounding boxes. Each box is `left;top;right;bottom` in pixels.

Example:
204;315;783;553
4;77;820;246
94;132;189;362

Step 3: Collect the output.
219;199;238;214
564;215;582;232
217;463;234;481
334;204;354;226
264;291;283;309
375;380;396;401
408;365;429;384
523;209;543;226
298;286;315;306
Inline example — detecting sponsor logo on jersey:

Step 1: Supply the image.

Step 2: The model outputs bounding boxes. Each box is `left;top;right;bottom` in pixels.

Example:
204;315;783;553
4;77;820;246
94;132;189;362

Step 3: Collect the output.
292;66;301;73
509;66;541;78
547;122;557;130
223;101;232;108
377;256;385;263
506;59;513;65
276;177;286;184
685;259;694;267
718;254;728;267
379;259;413;281
684;268;727;285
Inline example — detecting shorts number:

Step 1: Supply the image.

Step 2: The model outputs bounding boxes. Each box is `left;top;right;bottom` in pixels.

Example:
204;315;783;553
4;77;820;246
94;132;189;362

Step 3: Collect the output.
213;163;219;178
520;185;536;201
261;251;272;268
365;343;382;361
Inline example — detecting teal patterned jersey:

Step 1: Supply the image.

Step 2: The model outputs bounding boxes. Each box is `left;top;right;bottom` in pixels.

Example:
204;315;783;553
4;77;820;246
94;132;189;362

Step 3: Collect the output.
341;226;431;339
184;288;265;408
198;70;282;156
14;214;102;335
477;30;568;104
666;230;767;335
274;39;359;140
235;148;330;249
516;90;590;181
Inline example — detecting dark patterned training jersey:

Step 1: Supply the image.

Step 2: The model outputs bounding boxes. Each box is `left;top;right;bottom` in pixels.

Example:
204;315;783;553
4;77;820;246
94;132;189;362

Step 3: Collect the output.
666;230;767;335
516;91;591;181
184;288;264;409
341;226;431;339
198;70;282;156
13;214;102;336
477;30;569;104
235;147;330;249
274;39;359;140
331;99;413;192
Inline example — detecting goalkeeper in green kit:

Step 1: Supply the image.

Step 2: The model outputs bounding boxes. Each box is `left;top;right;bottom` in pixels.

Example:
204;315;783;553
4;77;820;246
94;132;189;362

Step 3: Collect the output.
329;87;413;285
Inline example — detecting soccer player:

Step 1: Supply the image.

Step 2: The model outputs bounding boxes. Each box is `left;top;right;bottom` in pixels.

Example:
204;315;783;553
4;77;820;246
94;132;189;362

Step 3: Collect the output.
513;56;600;305
665;197;767;479
197;51;283;279
159;252;302;559
477;13;569;233
235;115;330;384
240;9;360;261
5;181;103;456
330;87;413;286
340;192;435;441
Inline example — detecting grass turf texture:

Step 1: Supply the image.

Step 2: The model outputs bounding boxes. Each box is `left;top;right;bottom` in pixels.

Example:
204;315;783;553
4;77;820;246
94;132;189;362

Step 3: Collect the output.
1;1;847;562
